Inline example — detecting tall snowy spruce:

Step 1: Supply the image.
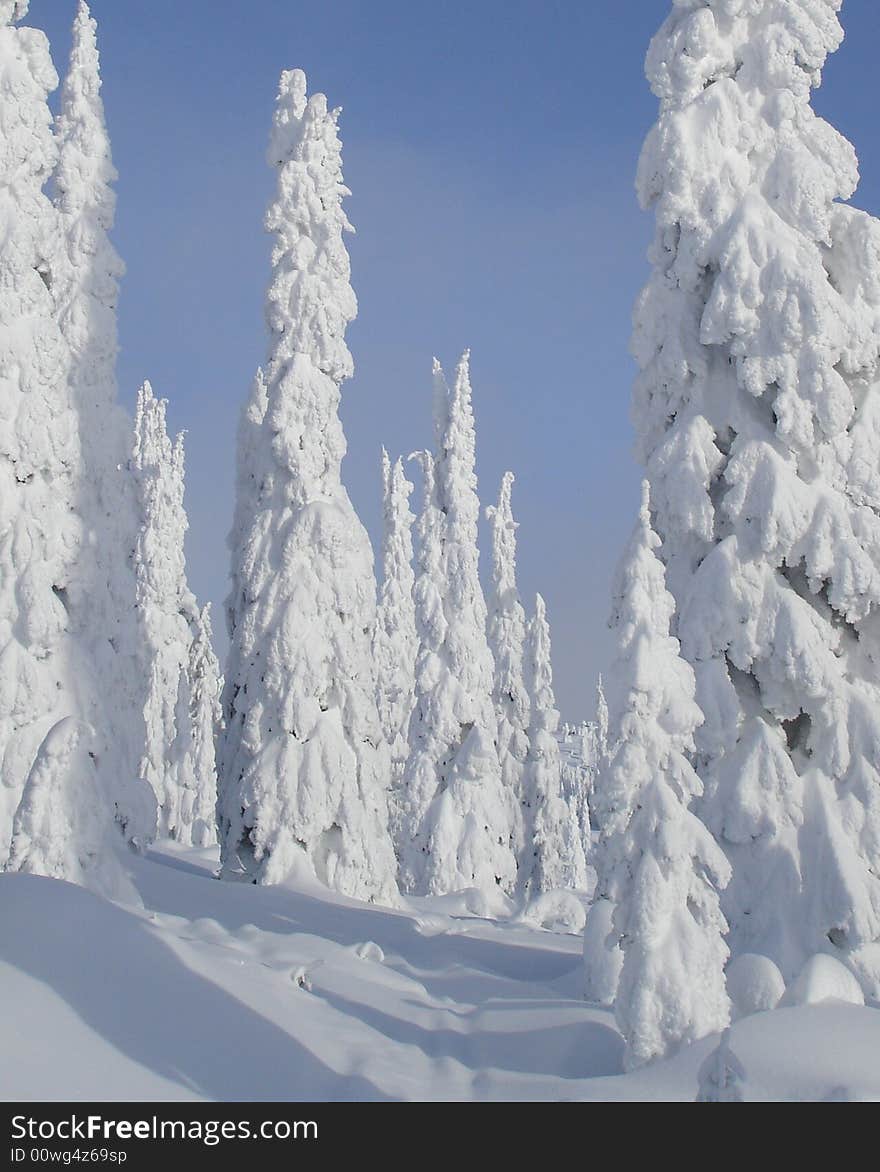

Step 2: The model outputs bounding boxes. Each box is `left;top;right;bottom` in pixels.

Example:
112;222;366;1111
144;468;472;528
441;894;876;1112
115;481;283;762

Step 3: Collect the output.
633;0;880;977
593;484;730;1069
397;357;516;897
132;382;214;846
374;448;417;785
522;594;587;896
219;70;397;903
0;0;135;879
485;472;529;869
52;0;150;849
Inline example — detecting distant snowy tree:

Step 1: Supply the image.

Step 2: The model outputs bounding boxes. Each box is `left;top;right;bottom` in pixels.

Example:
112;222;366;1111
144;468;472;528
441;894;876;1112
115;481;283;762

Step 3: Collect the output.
558;721;594;851
595;676;609;764
485;471;529;865
171;603;221;848
596;484;730;1069
374;448;417;786
633;0;880;973
52;0;150;849
397;356;516;897
218;70;397;903
522;594;587;896
132;381;208;843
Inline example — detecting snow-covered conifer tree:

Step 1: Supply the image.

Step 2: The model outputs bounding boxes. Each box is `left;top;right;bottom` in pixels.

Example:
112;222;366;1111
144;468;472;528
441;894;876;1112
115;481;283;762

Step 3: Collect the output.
595;677;609;765
397;357;516;896
395;450;448;887
0;1;130;865
559;722;594;850
218;70;397;903
522;594;587;895
595;484;730;1069
485;471;529;863
171;603;221;848
633;0;880;974
6;716;130;898
52;0;149;848
374;448;417;785
132;382;207;842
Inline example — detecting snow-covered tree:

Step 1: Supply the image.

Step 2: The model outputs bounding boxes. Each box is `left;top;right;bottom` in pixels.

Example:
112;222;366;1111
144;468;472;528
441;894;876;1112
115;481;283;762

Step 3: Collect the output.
522;594;587;896
0;1;124;866
132;381;204;841
6;716;131;899
558;721;594;850
633;0;880;974
397;356;516;897
171;603;221;848
595;484;730;1069
595;676;609;764
374;448;417;785
485;471;529;867
52;0;149;849
218;70;397;903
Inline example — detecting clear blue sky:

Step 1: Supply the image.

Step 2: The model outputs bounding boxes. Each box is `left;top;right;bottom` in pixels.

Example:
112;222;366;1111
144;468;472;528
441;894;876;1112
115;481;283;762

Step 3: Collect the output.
29;0;880;720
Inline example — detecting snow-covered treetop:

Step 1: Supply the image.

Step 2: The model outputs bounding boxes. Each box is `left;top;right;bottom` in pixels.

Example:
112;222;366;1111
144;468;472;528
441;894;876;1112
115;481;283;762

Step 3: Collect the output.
526;594;558;735
0;1;30;24
432;357;448;453
133;380;173;474
610;481;677;651
433;351;495;708
132;381;190;611
437;351;477;530
635;0;866;470
264;67;356;389
55;0;120;238
486;471;519;606
645;0;845;109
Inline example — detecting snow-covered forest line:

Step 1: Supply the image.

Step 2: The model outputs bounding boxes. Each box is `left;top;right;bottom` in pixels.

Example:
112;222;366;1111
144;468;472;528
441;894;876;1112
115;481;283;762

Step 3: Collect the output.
4;0;880;1099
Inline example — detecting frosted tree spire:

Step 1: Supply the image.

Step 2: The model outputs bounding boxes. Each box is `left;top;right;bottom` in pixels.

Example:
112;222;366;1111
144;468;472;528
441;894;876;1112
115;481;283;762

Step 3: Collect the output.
374;448;417;785
485;472;529;869
522;593;587;896
592;482;730;1068
219;70;397;903
52;0;151;849
397;356;516;897
633;0;880;977
132;382;211;843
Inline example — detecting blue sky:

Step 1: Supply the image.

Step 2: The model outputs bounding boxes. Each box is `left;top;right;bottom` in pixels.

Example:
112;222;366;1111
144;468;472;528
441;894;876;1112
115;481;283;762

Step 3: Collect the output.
29;0;880;720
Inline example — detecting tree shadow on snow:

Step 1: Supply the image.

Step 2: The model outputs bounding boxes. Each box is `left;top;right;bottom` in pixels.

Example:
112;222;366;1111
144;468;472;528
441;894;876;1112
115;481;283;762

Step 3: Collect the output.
0;874;390;1102
313;986;623;1081
130;852;581;996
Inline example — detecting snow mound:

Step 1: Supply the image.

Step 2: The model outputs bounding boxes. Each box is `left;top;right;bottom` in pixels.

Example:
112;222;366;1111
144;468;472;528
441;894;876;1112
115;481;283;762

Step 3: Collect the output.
781;954;865;1009
517;889;585;934
354;941;384;963
726;953;785;1018
696;1028;747;1102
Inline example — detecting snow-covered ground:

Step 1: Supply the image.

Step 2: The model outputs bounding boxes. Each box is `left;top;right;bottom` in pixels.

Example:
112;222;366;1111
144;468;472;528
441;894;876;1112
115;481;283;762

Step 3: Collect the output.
2;844;879;1102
